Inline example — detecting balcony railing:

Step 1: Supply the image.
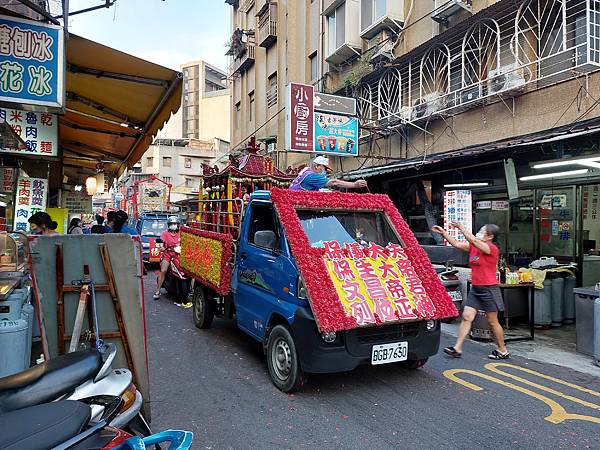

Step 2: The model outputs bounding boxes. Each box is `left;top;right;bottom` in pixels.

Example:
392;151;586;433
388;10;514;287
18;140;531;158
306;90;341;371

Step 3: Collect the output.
259;19;277;48
229;43;256;75
266;84;278;108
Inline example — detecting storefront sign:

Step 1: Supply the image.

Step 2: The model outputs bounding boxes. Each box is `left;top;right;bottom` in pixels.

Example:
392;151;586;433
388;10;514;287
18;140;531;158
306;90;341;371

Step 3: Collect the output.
314;92;357;116
0;107;57;156
323;241;436;326
443;190;473;245
0;166;15;192
13;176;47;232
285;83;314;152
314;112;358;156
0;15;64;108
476;201;491;210
61;191;92;214
492;200;509;211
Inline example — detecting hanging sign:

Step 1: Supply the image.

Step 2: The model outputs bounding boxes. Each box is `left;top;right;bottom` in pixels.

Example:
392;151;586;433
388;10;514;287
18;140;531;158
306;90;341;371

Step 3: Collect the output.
324;241;436;326
13;176;48;232
285;82;314;152
491;200;509;211
443;190;473;246
314;112;358;156
61;191;92;214
0;107;57;156
476;200;491;210
0;15;64;109
0;166;16;192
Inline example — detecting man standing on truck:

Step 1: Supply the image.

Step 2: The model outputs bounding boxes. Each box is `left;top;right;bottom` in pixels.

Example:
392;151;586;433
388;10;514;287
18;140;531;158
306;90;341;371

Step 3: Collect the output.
289;156;369;191
431;222;509;360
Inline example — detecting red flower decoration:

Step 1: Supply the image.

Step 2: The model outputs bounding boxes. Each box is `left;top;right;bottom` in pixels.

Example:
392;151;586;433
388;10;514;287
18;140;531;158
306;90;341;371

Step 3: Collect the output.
180;226;233;296
270;188;458;332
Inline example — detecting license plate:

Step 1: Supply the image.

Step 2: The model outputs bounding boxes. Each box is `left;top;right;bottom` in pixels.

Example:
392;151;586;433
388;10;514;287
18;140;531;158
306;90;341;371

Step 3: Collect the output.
371;341;408;365
449;290;463;301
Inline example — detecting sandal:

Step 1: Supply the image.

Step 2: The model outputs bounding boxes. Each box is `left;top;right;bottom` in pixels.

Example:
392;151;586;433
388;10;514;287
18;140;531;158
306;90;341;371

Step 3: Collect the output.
488;349;510;360
443;346;462;358
153;291;161;300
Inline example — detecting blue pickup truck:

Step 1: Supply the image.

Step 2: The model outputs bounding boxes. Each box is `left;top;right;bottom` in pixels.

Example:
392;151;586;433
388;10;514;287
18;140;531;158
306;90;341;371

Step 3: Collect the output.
135;212;171;263
186;190;446;392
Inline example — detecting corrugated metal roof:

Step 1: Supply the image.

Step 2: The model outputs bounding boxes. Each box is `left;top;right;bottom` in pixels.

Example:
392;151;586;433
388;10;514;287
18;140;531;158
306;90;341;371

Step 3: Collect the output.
345;118;600;180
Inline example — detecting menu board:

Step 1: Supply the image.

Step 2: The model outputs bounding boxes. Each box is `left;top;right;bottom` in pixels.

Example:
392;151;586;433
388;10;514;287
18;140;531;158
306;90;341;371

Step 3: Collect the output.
0;108;58;156
0;167;16;193
13;176;48;232
443;190;473;245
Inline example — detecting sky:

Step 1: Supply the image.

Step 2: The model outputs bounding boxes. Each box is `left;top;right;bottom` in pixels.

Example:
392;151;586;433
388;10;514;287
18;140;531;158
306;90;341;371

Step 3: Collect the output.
61;0;231;71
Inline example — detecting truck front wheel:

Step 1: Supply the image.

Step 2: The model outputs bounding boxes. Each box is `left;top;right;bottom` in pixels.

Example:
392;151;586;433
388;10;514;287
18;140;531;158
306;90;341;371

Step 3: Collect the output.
192;285;214;329
266;325;305;393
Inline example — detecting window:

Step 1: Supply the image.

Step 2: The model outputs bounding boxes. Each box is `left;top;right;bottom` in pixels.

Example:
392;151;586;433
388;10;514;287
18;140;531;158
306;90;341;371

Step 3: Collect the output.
267;73;277;108
248;202;279;250
249;91;255;122
309;52;318;81
163;177;172;184
183;69;189;79
184;157;192;169
235;102;241;129
361;0;386;32
327;3;346;56
185;177;194;188
162;157;172;167
146;157;153;167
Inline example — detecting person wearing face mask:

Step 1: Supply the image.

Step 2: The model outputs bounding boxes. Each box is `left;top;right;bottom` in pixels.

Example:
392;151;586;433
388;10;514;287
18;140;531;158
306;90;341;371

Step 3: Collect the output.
154;216;187;304
28;212;60;236
432;222;509;360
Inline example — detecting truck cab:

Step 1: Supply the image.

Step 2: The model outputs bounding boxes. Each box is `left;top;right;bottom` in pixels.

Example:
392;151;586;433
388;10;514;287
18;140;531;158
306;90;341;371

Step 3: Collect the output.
189;190;448;392
135;212;170;263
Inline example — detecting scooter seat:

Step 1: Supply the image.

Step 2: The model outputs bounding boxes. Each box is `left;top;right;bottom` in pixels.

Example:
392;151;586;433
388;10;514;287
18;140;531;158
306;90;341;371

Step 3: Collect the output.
0;400;91;450
0;349;103;413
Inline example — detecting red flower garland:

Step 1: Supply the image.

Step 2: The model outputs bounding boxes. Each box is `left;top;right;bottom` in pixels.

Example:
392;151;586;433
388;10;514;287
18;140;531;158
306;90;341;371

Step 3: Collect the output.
270;188;458;332
180;226;233;296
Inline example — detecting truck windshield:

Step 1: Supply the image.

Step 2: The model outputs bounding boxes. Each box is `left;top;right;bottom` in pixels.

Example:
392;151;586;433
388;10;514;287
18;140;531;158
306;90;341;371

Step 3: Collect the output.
296;210;401;248
141;219;167;236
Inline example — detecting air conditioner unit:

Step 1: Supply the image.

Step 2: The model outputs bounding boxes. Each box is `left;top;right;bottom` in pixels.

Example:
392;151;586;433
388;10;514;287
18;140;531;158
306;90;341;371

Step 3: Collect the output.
368;30;395;64
460;85;482;104
412;92;446;120
488;63;527;95
267;143;277;153
399;106;411;122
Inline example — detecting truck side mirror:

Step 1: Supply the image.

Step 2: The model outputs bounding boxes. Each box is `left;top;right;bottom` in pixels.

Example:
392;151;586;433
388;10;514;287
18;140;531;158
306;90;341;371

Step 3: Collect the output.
254;230;277;252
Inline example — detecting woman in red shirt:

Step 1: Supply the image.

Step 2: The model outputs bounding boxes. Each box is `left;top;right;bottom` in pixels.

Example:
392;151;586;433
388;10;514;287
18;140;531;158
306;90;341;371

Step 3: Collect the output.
432;222;509;360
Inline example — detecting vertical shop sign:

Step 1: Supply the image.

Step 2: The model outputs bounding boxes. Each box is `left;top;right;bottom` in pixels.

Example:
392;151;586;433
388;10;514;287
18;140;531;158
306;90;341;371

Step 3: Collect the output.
0;107;57;156
0;15;64;108
443;190;473;246
13;176;47;232
0;166;16;192
285;83;314;152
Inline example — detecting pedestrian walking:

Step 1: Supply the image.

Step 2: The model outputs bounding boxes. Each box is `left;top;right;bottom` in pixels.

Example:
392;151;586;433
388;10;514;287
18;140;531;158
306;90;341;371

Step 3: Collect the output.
431;222;509;360
67;218;83;235
289;156;368;191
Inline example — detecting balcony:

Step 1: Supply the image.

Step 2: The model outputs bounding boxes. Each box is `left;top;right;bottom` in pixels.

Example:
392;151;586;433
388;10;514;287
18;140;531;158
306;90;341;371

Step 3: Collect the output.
239;0;255;13
431;0;472;25
259;19;277;48
229;43;256;75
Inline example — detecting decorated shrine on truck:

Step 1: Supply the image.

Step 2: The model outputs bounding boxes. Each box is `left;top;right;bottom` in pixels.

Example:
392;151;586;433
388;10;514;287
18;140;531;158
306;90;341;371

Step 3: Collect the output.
180;188;457;332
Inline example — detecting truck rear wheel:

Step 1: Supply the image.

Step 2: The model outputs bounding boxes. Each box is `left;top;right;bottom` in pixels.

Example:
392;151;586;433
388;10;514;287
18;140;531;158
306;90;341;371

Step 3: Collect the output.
266;325;305;393
192;285;214;329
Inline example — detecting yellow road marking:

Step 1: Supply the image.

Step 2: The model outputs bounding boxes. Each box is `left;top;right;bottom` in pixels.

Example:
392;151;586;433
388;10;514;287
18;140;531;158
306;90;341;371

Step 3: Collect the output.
486;363;600;398
443;368;600;425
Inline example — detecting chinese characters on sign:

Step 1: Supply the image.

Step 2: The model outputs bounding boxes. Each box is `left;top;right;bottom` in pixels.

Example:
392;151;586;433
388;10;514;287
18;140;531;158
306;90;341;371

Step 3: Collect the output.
314;112;359;156
0;107;57;156
286;83;314;152
0;15;64;108
0;166;15;192
443;190;473;246
13;176;47;232
323;241;436;326
61;191;92;214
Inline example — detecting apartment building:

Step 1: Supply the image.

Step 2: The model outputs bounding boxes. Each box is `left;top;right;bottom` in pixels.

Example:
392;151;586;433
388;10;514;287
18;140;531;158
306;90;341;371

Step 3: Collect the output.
181;60;231;142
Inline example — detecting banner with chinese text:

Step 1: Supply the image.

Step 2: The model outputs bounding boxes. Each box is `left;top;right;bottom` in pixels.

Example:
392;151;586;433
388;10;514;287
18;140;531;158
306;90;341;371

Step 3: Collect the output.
0;15;64;108
443;190;472;246
13;176;47;232
0;107;57;156
323;241;436;326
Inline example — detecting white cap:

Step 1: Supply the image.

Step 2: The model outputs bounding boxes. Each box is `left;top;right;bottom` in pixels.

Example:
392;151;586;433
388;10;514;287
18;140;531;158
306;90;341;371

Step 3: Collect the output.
313;156;332;171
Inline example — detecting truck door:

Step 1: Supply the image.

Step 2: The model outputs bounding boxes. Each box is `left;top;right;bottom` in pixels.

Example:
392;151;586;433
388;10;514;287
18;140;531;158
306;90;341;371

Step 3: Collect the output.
236;200;294;341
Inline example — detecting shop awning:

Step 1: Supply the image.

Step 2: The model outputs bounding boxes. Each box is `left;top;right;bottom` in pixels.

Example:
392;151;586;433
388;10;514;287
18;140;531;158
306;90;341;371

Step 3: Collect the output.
345;118;600;180
62;34;182;180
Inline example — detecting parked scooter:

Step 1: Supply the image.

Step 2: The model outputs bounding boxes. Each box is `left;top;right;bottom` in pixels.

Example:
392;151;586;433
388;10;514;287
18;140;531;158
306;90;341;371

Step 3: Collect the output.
0;343;151;437
437;260;463;323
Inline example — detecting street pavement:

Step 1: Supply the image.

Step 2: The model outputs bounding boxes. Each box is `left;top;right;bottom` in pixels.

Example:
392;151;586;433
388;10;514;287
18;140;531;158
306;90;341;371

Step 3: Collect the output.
144;276;600;450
